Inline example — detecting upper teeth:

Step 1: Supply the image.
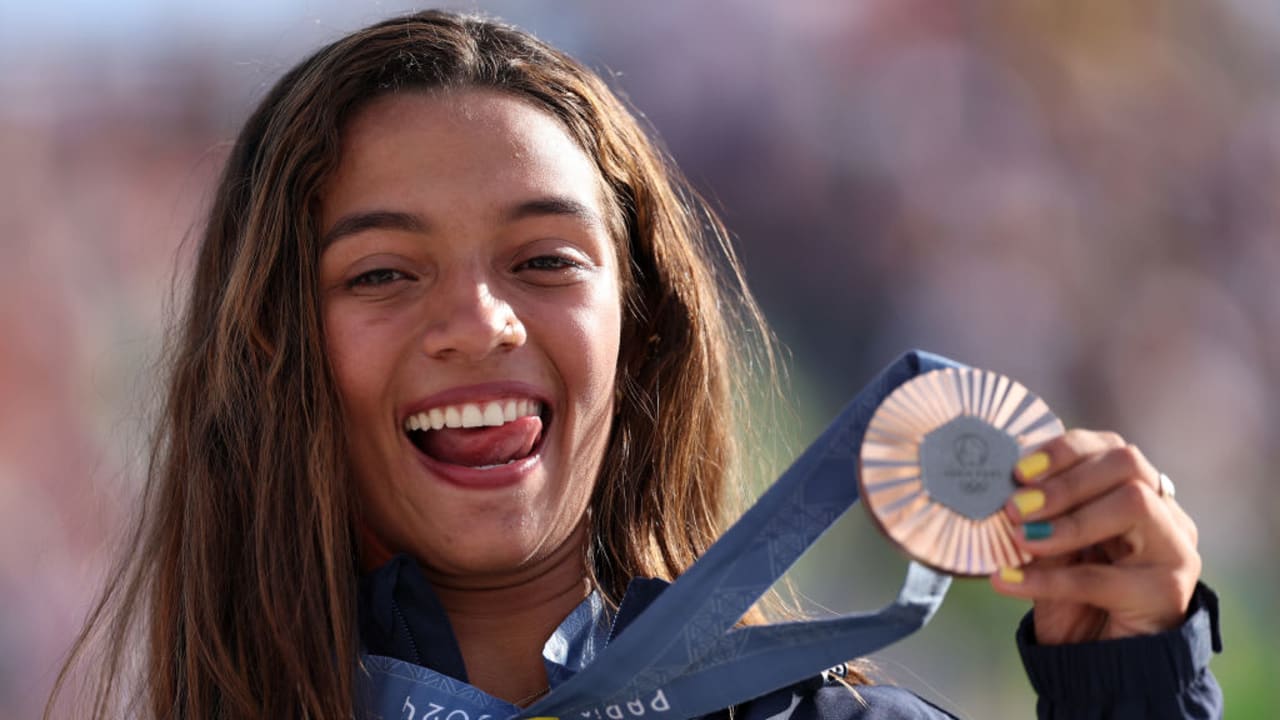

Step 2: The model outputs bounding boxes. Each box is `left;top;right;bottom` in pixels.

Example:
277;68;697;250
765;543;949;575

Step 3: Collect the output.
404;399;542;432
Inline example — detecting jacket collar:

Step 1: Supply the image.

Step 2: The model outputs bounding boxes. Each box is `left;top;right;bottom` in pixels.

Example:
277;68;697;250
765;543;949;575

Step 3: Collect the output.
357;555;672;688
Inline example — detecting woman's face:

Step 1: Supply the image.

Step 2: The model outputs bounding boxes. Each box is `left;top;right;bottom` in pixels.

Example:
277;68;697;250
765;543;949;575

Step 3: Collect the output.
319;89;621;581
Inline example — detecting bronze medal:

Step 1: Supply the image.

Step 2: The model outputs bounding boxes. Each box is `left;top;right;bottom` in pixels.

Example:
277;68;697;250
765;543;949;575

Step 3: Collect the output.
859;367;1064;576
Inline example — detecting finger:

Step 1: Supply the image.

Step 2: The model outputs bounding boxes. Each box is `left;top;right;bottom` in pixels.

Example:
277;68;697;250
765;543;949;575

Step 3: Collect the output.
1006;443;1159;523
1011;480;1184;563
1013;428;1127;485
1149;472;1197;548
1165;496;1199;549
990;560;1200;635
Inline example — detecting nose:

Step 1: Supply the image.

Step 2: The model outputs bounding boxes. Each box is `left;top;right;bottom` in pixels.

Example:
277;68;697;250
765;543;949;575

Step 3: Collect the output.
420;269;526;361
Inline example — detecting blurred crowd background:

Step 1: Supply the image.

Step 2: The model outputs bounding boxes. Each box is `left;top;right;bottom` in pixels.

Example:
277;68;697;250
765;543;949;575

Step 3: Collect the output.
2;0;1277;717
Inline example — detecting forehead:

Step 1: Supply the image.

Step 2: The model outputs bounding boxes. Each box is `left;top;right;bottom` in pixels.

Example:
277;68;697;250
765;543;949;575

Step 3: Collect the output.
323;88;609;224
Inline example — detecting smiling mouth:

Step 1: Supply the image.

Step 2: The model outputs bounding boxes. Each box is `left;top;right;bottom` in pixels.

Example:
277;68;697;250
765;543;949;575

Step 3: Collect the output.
404;399;546;468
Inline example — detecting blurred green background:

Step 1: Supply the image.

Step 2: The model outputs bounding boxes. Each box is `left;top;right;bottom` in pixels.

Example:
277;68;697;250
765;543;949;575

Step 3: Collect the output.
1;0;1275;717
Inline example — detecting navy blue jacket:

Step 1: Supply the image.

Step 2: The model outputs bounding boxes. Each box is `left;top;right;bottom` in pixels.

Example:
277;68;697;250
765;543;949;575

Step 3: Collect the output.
358;557;1222;719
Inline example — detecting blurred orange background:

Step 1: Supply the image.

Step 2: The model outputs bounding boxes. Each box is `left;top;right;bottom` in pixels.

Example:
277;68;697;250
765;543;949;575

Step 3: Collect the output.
1;1;1276;717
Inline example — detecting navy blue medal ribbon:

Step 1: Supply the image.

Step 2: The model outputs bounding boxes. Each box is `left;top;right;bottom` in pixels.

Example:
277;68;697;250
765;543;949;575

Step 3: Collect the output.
362;350;961;720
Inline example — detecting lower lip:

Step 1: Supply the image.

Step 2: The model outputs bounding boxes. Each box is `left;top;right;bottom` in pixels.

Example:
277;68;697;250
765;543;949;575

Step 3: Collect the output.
406;429;545;490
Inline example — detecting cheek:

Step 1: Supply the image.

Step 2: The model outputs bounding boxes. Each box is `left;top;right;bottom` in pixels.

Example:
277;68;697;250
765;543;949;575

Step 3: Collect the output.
323;307;370;409
539;282;622;478
569;286;623;402
322;302;408;425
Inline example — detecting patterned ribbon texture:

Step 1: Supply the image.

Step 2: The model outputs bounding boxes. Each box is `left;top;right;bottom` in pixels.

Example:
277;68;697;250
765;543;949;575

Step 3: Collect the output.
361;350;962;720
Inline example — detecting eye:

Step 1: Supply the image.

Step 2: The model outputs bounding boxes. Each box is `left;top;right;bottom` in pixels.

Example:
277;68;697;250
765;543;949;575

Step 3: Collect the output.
517;255;586;272
347;267;412;289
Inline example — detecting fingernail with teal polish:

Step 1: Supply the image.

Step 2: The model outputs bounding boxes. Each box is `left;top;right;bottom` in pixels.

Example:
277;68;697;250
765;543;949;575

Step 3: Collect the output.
1024;521;1053;541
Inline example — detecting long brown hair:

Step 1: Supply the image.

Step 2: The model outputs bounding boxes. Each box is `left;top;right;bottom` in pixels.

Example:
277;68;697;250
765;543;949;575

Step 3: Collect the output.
50;10;795;718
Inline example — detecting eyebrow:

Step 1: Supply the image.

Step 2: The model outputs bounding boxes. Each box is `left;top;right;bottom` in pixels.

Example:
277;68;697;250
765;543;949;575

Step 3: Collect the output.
321;196;606;249
321;210;425;249
503;196;604;229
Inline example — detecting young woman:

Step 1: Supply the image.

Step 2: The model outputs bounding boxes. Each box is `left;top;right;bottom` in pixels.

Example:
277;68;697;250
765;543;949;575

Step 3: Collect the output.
51;10;1221;719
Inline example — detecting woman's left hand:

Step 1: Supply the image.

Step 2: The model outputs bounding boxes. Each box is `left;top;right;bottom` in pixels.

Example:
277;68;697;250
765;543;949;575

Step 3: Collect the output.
990;429;1202;644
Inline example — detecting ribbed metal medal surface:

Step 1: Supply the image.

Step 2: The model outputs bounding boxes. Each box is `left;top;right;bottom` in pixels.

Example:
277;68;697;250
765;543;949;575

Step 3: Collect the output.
858;367;1064;576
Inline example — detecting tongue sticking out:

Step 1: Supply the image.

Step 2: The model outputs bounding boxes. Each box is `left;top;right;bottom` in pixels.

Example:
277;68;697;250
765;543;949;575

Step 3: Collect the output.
418;416;542;467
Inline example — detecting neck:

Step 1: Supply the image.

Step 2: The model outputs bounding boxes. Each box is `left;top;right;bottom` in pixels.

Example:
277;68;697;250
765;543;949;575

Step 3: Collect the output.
425;526;591;706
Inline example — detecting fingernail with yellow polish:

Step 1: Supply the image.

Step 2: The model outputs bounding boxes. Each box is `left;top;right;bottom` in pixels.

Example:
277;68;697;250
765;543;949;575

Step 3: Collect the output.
1011;488;1045;517
999;567;1024;584
1016;451;1051;481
